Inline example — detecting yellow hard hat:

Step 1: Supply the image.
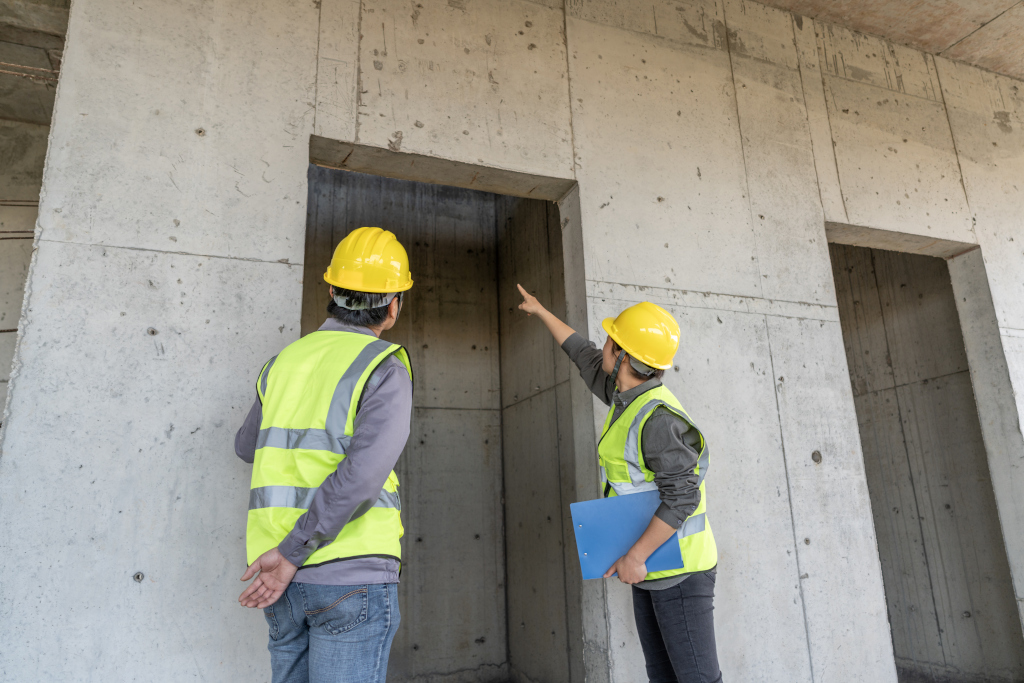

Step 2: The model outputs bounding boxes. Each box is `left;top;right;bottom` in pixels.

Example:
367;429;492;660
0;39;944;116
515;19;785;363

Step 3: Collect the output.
324;227;413;293
601;302;680;369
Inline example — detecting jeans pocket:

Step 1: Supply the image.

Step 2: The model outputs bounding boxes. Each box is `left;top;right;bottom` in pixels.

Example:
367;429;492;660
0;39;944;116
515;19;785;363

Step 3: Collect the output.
264;606;281;641
302;585;369;636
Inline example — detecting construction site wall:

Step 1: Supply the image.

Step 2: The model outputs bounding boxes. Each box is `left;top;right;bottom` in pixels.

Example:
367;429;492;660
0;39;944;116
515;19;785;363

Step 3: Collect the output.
1;0;1023;681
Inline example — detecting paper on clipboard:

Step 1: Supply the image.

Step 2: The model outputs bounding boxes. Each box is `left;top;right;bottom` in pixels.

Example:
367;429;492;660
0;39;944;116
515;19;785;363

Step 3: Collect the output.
570;490;684;580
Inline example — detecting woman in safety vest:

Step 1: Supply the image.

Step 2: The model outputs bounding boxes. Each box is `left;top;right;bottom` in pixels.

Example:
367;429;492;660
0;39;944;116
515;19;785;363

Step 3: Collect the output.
517;284;722;683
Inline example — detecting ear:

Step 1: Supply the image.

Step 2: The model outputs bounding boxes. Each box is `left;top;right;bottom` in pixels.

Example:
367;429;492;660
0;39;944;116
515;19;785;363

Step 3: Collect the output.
388;295;401;321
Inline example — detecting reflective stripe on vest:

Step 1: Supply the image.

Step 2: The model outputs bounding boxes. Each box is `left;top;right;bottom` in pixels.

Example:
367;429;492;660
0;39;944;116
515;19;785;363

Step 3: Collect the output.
621;399;710;489
249;485;401;512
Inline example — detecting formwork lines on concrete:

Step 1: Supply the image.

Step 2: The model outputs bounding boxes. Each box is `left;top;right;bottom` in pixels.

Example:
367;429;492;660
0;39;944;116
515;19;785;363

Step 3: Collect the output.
763;313;816;683
587;280;839;323
722;5;766;302
933;64;977;243
940;1;1024;55
33;238;305;268
792;15;849;225
560;1;580;177
311;0;324;135
864;247;948;667
353;0;365;143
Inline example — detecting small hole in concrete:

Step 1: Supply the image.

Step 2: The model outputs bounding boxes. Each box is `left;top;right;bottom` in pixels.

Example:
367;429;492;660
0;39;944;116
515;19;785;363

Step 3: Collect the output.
195;128;205;137
133;572;144;582
811;450;822;464
147;328;158;336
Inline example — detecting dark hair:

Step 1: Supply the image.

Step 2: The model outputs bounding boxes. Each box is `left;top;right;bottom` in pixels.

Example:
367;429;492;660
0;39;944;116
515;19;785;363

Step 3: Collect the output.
327;286;395;327
611;341;665;381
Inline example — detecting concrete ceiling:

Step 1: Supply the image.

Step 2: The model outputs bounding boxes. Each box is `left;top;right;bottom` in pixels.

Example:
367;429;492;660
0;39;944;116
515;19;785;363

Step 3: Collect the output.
758;0;1024;80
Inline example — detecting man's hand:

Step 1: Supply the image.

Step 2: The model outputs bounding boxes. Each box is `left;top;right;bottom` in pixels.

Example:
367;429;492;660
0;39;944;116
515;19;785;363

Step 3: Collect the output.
517;283;547;316
239;548;298;609
604;551;648;584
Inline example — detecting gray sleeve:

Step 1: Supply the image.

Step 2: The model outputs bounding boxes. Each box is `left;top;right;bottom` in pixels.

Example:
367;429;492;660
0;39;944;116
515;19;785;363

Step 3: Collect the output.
642;408;701;528
277;355;413;566
234;398;262;464
560;332;615;406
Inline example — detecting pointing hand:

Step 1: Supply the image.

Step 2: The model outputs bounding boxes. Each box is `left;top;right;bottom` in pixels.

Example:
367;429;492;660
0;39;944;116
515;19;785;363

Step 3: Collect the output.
517;284;546;316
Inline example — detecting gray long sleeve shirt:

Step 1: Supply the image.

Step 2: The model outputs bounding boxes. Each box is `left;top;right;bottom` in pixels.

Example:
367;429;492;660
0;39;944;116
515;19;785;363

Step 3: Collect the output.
235;319;413;585
561;333;707;589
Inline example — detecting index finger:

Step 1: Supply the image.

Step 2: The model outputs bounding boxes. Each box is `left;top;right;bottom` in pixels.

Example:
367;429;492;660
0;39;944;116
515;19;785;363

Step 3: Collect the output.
516;283;529;298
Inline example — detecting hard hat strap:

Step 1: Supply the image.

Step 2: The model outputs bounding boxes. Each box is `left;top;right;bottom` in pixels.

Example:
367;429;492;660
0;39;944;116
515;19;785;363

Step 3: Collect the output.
611;349;626;385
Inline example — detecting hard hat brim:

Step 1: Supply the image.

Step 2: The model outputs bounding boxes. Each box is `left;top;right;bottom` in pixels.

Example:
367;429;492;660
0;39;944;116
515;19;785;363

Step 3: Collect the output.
323;270;414;294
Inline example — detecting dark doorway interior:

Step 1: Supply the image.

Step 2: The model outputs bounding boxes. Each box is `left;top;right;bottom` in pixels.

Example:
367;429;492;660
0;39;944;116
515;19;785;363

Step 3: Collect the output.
830;244;1024;683
303;164;576;683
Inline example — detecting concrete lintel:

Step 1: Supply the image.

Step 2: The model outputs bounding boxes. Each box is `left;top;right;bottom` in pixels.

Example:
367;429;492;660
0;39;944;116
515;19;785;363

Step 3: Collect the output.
825;221;980;259
309;136;576;202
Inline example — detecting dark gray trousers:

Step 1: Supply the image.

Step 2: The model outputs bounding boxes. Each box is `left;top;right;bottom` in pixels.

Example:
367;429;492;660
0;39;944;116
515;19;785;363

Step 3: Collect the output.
632;570;723;683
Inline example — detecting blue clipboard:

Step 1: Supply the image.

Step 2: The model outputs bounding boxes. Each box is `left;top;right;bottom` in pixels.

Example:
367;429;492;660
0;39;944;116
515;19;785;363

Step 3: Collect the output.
570;490;683;580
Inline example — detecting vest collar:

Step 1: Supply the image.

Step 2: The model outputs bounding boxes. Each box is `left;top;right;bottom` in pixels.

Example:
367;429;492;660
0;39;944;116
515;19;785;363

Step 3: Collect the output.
318;318;378;337
612;376;663;410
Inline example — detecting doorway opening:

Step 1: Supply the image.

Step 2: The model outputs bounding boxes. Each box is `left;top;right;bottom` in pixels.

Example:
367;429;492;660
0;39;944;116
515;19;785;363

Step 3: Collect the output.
303;162;583;683
829;243;1024;683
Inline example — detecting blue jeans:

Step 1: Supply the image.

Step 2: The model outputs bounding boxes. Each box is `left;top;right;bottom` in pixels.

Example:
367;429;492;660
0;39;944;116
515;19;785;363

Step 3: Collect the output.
264;582;400;683
632;570;722;683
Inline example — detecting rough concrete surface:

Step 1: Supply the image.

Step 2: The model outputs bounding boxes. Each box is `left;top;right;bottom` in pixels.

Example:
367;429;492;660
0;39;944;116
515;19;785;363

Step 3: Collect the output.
3;0;1024;680
356;0;575;180
833;244;1024;680
754;0;1024;81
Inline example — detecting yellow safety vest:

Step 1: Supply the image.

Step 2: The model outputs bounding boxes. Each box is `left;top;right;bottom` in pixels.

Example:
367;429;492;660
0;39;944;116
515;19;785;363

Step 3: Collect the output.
245;330;412;566
598;385;717;579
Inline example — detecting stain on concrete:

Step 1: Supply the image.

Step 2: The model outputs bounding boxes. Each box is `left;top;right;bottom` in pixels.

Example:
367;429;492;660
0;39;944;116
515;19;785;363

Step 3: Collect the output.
681;17;708;43
845;65;874;83
388;130;403;151
373;60;384;70
994;111;1012;133
725;27;747;57
447;0;466;10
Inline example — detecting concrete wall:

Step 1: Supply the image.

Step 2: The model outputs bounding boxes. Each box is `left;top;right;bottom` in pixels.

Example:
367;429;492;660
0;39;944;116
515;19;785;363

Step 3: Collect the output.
831;243;1024;682
2;0;1024;681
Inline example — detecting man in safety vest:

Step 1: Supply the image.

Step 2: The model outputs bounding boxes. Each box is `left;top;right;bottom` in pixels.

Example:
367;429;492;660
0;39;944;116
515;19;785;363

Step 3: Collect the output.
517;284;722;683
235;227;414;683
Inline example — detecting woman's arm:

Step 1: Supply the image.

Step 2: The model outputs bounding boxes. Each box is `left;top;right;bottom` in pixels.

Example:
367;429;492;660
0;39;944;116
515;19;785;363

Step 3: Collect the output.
517;284;616;405
517;284;575;345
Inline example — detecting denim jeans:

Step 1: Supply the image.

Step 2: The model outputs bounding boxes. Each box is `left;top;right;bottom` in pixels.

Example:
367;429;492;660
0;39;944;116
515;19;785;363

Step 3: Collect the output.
264;582;400;683
632;570;722;683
